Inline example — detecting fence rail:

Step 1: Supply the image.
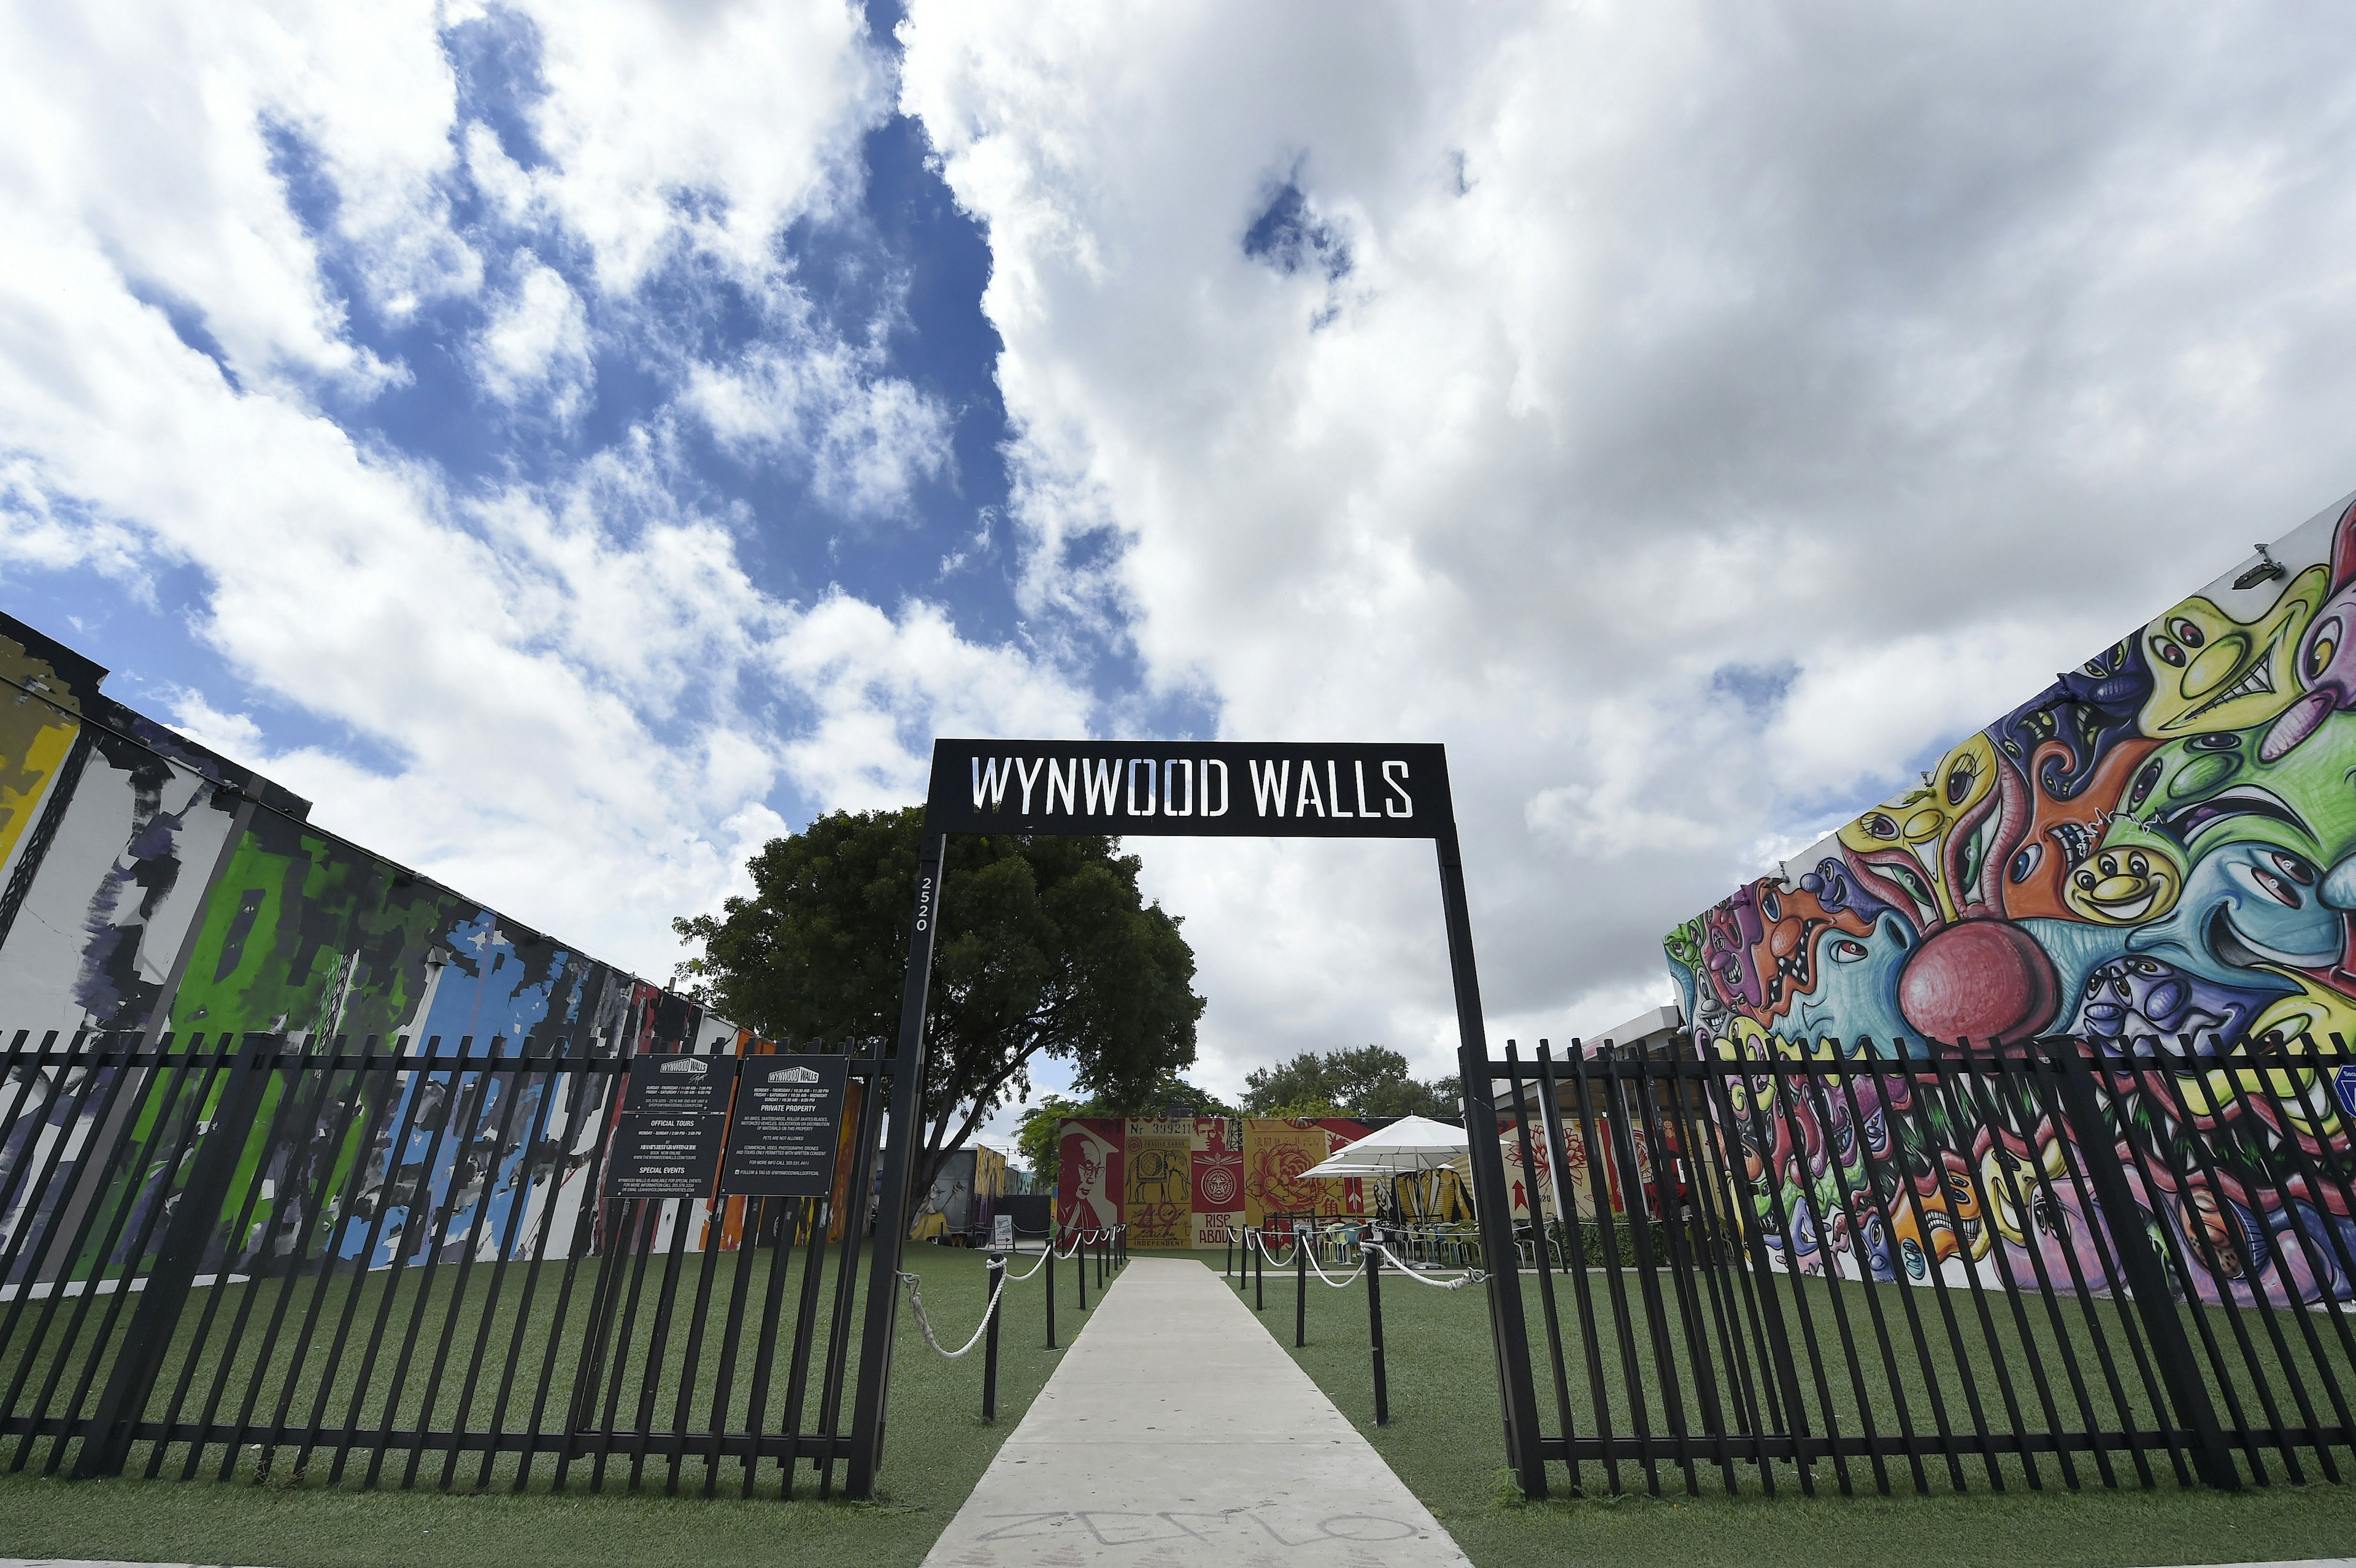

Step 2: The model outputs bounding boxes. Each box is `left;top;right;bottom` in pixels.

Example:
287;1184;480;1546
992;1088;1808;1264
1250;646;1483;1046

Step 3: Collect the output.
1460;1032;2356;1499
0;1029;899;1496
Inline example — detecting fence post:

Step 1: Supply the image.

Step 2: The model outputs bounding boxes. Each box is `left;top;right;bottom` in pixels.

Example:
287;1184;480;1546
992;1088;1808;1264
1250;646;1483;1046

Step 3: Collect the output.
1256;1230;1265;1312
1442;822;1549;1501
1045;1224;1058;1348
77;1034;277;1478
2045;1036;2240;1490
1076;1229;1088;1312
1366;1243;1390;1425
984;1251;1004;1421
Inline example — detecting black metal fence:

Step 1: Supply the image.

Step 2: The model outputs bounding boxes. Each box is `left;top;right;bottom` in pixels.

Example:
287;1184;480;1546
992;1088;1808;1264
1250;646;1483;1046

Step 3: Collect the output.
0;1030;904;1496
1460;1033;2356;1499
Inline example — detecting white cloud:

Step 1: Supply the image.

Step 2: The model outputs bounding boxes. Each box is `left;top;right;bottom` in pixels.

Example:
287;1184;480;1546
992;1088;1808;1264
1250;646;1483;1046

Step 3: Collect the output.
687;339;953;518
0;0;1081;990
902;0;2356;1094
506;0;885;293
476;256;591;415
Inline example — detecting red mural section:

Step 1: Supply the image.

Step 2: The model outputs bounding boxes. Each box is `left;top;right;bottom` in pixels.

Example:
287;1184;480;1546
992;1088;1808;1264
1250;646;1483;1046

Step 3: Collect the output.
1054;1117;1123;1231
1058;1116;1387;1241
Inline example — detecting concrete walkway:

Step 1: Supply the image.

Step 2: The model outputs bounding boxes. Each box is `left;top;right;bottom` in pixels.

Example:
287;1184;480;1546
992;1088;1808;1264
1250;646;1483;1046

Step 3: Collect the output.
921;1255;1469;1567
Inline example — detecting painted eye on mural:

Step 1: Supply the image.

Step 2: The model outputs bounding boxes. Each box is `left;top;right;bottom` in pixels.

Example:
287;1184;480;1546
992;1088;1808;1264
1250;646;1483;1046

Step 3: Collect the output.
1759;889;1782;923
2009;843;2042;883
2189;732;2240;752
2128;756;2165;812
1829;939;1868;963
2311;624;2339;680
2167;616;2206;648
1881;861;1934;907
2074;867;2098;892
1864;812;1900;841
1944;755;1977;805
2127;851;2149;878
2247;848;2319;909
2151;635;2187;668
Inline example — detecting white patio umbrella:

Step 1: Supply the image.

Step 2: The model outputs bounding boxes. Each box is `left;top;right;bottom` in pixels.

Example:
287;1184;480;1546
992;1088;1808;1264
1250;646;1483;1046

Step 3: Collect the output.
1298;1115;1469;1177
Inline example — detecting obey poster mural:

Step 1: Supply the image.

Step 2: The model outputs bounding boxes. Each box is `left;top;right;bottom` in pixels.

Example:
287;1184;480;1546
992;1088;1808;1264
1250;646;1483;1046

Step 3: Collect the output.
1053;1117;1123;1231
1123;1121;1193;1248
1190;1117;1244;1245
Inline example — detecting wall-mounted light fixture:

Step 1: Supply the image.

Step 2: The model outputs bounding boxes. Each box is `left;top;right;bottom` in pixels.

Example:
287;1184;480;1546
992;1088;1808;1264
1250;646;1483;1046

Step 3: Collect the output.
2234;544;2285;591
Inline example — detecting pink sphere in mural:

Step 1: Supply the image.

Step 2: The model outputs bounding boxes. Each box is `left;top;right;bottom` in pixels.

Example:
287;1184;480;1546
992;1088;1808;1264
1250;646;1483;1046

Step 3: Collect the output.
1897;919;2060;1048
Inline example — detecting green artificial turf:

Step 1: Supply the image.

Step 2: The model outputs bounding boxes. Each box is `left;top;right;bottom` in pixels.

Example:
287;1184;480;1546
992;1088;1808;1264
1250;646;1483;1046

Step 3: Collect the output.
1226;1248;2356;1568
0;1245;1096;1567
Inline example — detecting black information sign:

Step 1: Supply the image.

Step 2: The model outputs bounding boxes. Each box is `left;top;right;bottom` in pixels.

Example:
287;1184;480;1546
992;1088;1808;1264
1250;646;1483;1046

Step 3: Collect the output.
606;1053;737;1199
720;1055;850;1197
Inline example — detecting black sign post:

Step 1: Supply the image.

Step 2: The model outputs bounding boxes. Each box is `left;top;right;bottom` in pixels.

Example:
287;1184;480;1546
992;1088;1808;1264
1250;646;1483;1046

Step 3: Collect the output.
843;740;1544;1499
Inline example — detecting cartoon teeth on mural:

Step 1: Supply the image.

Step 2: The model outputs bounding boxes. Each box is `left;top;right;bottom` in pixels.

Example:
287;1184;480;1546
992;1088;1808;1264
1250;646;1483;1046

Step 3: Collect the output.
1669;489;2356;1310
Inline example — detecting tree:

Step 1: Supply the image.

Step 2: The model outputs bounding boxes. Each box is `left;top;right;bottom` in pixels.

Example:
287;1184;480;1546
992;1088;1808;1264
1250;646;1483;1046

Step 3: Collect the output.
1014;1072;1236;1192
1241;1045;1458;1120
674;807;1205;1204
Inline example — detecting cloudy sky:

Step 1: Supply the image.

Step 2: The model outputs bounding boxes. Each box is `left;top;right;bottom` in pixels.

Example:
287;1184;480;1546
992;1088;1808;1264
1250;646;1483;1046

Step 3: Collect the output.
7;1;2356;1129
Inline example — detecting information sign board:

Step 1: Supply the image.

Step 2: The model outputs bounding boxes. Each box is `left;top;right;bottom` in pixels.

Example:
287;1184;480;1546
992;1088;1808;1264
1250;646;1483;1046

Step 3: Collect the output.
606;1054;736;1199
720;1055;851;1197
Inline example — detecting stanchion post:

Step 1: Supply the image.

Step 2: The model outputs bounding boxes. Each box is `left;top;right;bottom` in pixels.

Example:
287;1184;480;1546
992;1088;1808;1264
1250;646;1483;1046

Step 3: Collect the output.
1295;1229;1307;1347
1076;1229;1088;1312
1226;1228;1234;1279
983;1251;1004;1421
1367;1243;1389;1426
1045;1224;1058;1348
1255;1230;1265;1311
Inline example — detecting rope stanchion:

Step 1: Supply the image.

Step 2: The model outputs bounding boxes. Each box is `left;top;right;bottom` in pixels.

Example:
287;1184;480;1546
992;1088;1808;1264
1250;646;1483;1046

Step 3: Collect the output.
898;1268;1009;1359
1363;1242;1485;1289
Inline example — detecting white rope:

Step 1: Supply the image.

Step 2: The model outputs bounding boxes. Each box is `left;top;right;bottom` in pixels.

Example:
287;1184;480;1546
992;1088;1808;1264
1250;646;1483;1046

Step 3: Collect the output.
1055;1224;1118;1257
1303;1245;1366;1288
898;1269;1009;1358
1365;1242;1486;1289
1247;1229;1301;1268
999;1245;1052;1281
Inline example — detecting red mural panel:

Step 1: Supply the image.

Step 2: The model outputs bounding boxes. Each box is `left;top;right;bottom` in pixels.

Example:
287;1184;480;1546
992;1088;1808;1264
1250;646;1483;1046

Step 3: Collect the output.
1191;1116;1242;1214
1055;1117;1123;1231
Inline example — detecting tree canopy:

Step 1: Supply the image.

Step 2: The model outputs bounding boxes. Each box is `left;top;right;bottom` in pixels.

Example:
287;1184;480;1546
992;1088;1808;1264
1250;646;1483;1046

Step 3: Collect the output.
1241;1045;1458;1121
674;807;1204;1203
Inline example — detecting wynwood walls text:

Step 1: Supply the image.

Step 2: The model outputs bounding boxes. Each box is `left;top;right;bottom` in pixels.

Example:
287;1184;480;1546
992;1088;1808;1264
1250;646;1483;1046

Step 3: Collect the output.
922;741;1453;839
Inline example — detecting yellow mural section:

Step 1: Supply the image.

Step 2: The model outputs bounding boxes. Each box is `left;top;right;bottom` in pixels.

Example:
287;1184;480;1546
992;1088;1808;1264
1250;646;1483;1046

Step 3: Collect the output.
0;632;90;875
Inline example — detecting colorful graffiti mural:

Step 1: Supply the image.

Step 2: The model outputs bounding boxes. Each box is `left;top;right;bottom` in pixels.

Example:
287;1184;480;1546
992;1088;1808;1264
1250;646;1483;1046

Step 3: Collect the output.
0;612;739;1285
1665;494;2356;1309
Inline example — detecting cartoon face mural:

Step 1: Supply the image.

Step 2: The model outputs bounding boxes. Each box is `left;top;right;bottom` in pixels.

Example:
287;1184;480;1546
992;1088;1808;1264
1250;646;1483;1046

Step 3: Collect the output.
2261;498;2356;761
1992;636;2155;802
1667;490;2356;1310
1838;733;2026;931
2137;567;2327;739
1792;910;1916;1053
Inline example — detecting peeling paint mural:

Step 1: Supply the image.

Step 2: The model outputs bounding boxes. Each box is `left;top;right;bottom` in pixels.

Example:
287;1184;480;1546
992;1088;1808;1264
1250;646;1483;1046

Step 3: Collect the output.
0;612;741;1285
1665;495;2356;1309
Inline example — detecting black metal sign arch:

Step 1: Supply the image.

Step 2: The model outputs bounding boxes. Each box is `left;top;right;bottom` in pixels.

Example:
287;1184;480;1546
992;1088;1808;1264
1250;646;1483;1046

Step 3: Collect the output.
843;739;1547;1498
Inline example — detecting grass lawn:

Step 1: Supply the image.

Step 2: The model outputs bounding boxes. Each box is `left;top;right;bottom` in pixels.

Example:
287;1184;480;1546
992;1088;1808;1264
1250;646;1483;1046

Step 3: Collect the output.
1220;1247;2356;1568
0;1245;1091;1567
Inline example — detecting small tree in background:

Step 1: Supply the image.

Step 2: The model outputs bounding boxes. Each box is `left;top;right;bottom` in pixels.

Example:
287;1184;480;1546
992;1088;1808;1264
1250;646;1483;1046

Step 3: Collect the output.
675;807;1204;1205
1242;1044;1458;1121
